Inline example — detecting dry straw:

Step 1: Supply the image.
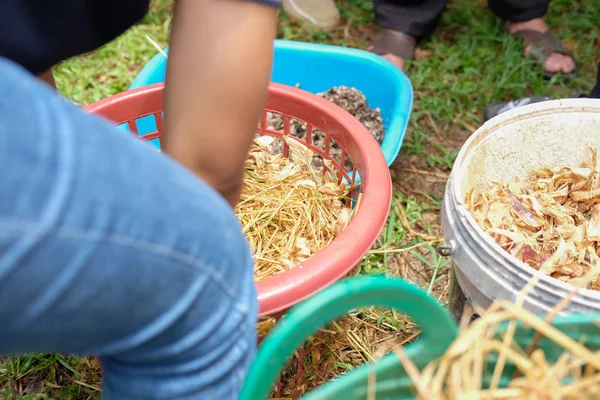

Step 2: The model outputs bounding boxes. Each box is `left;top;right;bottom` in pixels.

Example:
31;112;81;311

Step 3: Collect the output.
385;226;600;399
391;304;600;398
466;147;600;290
238;136;356;281
145;35;168;59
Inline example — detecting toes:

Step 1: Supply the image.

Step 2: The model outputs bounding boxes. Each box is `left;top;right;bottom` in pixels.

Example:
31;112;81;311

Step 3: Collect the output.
543;53;563;74
381;54;405;71
559;53;576;73
367;45;406;71
544;53;576;74
525;44;576;75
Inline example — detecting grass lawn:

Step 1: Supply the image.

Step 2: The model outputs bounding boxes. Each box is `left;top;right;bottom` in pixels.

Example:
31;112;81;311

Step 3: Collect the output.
1;0;599;398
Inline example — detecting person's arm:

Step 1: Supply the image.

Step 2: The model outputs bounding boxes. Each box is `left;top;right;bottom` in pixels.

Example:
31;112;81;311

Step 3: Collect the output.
164;0;278;208
37;69;57;89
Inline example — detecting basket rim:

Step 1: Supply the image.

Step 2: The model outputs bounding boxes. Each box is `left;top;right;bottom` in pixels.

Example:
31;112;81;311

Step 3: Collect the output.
85;82;392;317
128;39;414;168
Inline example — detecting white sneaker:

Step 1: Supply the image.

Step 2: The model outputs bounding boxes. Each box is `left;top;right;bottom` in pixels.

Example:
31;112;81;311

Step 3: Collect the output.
282;0;340;30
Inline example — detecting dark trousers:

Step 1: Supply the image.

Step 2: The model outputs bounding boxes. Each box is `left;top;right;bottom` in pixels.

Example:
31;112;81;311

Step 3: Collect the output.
374;0;550;39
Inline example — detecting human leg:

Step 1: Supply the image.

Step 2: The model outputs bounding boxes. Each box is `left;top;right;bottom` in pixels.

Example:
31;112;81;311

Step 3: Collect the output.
489;0;576;77
488;0;549;22
0;57;257;399
371;0;448;70
37;69;56;89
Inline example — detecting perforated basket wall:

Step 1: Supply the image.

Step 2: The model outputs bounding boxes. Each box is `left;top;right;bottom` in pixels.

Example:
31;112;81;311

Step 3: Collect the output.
85;82;392;318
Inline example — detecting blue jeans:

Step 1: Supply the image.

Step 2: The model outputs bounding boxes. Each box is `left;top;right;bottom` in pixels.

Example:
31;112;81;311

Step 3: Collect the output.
0;57;258;399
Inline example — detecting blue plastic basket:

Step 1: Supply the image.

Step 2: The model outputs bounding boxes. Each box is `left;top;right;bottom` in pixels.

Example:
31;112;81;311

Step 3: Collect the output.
128;40;413;166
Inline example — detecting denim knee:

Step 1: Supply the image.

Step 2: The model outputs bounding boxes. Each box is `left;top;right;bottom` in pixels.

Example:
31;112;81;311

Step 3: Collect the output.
97;225;258;399
0;55;259;399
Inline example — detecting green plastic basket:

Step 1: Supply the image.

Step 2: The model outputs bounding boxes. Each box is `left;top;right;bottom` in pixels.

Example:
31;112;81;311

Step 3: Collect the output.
240;275;600;400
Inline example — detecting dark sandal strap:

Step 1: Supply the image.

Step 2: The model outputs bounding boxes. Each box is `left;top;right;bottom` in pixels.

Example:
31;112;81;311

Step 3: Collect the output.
513;29;573;63
369;30;416;61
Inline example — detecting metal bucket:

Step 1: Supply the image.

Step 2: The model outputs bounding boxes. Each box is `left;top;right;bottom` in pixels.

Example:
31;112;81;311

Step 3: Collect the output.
441;98;600;320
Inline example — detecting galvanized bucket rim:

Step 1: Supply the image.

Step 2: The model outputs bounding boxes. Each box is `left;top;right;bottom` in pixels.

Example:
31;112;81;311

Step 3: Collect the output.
450;98;600;301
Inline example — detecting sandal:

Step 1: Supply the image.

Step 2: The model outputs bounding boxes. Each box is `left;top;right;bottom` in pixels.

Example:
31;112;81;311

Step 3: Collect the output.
483;93;588;123
369;30;416;66
512;29;577;80
483;96;551;122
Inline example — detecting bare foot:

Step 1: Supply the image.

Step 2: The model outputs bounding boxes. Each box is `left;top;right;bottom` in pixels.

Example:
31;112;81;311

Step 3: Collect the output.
508;18;575;75
368;31;416;71
380;53;406;70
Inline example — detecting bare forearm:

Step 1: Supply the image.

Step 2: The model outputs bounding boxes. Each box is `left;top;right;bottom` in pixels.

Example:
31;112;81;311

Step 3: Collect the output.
37;69;56;89
164;0;277;207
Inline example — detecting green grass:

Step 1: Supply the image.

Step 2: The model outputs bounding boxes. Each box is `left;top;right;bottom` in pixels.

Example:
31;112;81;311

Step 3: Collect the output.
2;0;600;398
53;0;173;104
0;354;99;400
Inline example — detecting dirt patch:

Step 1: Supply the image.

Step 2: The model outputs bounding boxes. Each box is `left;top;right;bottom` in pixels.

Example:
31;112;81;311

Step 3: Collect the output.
391;124;471;200
1;356;101;400
384;123;472;306
273;311;418;398
392;154;450;200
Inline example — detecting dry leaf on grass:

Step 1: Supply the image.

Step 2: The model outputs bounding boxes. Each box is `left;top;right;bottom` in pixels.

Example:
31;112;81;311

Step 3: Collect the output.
563;38;580;51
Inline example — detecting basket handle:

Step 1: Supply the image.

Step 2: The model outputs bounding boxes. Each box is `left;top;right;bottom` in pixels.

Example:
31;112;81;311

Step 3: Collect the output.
239;275;459;400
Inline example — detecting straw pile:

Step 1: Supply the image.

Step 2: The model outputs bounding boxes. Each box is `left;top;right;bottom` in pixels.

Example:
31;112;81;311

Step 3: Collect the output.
394;296;600;399
466;148;600;291
238;135;356;282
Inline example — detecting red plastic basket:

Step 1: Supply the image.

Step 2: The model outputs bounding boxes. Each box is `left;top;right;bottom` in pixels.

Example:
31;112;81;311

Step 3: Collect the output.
85;82;392;317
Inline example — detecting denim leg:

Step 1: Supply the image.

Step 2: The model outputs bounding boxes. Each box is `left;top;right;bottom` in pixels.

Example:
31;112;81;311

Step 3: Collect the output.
0;57;257;399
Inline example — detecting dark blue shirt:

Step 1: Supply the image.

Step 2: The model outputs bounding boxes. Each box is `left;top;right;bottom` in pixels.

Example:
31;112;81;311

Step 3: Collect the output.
0;0;281;75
